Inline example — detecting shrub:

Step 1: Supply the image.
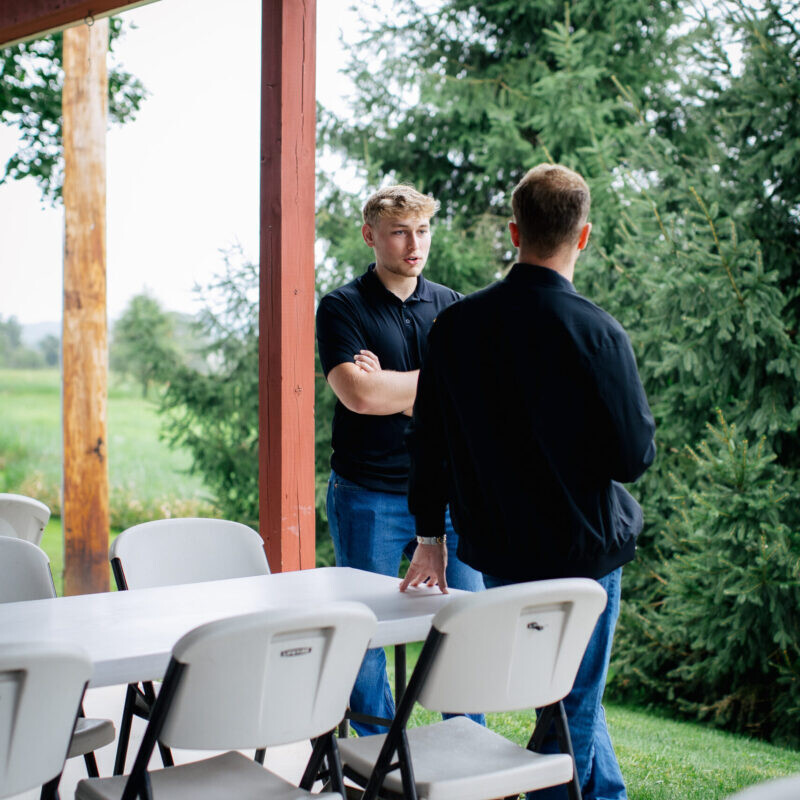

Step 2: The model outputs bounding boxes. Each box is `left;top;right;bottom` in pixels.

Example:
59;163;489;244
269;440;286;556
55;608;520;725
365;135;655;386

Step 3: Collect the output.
612;414;800;745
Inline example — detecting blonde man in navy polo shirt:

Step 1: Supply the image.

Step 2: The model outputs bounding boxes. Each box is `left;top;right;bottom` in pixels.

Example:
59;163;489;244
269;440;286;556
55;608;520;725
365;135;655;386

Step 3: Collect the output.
316;185;484;736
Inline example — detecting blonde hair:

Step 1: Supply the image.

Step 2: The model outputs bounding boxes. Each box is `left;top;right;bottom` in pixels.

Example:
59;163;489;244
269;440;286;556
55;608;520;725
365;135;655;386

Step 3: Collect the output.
362;184;440;226
511;164;590;258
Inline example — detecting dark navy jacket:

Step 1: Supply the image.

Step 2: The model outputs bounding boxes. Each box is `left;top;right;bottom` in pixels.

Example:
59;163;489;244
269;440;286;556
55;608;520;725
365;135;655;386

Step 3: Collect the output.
407;263;656;581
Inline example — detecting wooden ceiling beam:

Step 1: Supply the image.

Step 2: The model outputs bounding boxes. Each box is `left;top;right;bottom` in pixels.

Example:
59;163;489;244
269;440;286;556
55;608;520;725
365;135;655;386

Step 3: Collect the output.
0;0;157;48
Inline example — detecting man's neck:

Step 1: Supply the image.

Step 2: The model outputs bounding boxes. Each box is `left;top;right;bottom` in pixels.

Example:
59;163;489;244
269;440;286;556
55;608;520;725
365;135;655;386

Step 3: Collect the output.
374;263;418;301
517;249;577;283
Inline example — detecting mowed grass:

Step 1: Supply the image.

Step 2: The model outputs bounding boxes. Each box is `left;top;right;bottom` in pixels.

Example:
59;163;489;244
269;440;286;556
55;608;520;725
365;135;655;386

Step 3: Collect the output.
0;368;215;580
0;368;210;509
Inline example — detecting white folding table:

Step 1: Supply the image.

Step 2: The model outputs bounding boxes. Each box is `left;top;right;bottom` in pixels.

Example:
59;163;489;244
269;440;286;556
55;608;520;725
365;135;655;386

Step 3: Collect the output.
0;566;456;688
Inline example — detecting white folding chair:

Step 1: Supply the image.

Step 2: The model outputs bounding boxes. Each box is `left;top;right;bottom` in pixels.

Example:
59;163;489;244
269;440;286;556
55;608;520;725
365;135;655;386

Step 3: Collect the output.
0;492;51;545
0;537;116;780
339;578;608;800
75;602;378;800
725;774;800;799
108;517;270;774
0;642;92;800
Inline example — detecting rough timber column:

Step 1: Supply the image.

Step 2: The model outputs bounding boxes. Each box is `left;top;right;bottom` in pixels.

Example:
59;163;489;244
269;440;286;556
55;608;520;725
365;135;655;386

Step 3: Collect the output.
62;19;110;595
258;0;317;571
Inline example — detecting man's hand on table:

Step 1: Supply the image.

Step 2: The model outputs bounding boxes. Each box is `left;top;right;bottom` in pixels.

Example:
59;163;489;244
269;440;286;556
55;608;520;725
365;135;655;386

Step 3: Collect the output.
399;543;448;594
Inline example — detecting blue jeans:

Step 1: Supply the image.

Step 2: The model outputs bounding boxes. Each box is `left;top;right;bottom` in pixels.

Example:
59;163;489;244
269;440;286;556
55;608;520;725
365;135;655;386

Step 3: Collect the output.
483;569;627;800
327;470;485;736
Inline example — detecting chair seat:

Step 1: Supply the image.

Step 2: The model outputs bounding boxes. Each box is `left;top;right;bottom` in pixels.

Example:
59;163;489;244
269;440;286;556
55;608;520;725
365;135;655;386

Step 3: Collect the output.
339;716;574;800
68;717;116;758
76;750;343;800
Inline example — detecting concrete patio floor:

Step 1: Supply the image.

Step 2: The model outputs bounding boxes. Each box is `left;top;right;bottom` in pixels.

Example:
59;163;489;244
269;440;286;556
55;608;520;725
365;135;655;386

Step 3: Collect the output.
10;683;316;799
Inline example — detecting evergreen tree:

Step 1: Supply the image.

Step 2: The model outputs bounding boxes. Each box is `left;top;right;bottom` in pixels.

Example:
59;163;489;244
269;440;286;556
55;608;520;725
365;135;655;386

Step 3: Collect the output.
613;414;800;744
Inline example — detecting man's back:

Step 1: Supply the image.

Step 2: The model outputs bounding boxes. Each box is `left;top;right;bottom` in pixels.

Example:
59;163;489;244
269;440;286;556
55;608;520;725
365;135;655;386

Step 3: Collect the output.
408;263;655;581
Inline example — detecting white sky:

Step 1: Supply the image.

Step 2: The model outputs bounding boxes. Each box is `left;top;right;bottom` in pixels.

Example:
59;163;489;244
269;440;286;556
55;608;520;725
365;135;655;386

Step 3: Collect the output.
0;0;369;325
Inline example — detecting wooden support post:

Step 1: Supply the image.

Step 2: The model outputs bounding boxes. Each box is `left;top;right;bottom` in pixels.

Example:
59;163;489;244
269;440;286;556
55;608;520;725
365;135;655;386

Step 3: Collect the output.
259;0;316;572
62;19;110;595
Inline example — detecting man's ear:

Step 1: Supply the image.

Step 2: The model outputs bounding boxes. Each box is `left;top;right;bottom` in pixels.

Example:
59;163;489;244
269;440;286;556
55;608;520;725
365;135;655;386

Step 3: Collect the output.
577;222;592;251
362;222;375;248
508;220;520;249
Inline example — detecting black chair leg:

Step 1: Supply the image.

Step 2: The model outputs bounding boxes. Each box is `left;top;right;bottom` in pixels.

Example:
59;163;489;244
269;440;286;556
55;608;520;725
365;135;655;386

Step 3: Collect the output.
254;748;266;764
114;683;138;775
142;682;174;767
83;750;100;777
40;774;61;800
554;701;582;800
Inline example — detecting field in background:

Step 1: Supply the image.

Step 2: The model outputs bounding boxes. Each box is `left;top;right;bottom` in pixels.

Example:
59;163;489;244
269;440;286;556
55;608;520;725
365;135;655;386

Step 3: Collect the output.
0;368;215;533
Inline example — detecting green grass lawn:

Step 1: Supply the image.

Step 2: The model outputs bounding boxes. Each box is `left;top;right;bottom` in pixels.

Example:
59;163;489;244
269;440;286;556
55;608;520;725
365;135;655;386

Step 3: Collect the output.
0;368;214;528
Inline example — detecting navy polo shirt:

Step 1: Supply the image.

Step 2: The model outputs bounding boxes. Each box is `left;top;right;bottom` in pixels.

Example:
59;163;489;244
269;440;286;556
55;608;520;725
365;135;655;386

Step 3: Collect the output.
317;264;461;493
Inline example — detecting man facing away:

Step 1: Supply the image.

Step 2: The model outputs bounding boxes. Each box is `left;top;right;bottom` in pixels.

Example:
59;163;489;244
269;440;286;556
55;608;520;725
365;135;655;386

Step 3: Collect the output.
401;164;656;799
316;184;484;737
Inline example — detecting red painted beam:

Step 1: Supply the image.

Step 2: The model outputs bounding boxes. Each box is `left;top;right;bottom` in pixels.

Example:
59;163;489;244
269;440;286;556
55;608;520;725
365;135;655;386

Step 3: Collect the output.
258;0;316;572
0;0;156;48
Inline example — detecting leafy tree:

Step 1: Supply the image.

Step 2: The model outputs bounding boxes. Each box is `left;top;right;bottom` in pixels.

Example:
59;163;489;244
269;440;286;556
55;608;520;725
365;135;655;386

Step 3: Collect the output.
0;314;44;368
0;315;23;363
38;333;60;367
0;18;147;203
110;292;180;397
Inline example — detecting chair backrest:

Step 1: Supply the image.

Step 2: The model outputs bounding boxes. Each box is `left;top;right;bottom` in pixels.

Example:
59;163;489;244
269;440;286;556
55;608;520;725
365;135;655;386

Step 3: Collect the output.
0;642;91;799
157;602;376;750
109;517;269;589
0;493;51;546
417;578;607;714
725;774;800;800
0;537;56;602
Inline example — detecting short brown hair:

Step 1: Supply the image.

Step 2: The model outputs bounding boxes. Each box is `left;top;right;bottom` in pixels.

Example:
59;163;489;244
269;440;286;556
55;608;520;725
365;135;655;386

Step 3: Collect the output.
511;164;590;257
363;184;439;226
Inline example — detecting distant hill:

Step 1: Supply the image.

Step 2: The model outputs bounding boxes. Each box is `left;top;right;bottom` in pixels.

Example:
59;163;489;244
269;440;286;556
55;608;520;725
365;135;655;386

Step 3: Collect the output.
22;321;61;346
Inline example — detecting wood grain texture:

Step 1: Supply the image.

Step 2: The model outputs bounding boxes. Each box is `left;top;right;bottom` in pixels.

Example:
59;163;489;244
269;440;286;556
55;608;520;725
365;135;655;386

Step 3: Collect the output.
62;19;110;596
0;0;155;48
259;0;317;572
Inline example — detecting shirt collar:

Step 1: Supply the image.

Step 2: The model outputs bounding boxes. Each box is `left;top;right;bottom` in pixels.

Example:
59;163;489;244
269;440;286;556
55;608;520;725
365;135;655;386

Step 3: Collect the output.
505;263;576;293
362;263;433;303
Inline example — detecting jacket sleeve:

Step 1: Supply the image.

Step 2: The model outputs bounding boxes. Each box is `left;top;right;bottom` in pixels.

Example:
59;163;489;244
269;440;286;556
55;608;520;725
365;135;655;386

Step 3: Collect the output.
588;335;656;483
406;321;448;539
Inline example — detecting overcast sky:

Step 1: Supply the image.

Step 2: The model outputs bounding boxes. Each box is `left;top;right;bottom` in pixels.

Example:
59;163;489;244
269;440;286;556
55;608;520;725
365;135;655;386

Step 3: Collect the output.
0;0;368;326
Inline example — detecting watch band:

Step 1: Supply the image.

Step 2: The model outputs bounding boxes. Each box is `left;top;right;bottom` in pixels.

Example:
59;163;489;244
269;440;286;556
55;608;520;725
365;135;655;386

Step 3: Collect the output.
416;535;447;546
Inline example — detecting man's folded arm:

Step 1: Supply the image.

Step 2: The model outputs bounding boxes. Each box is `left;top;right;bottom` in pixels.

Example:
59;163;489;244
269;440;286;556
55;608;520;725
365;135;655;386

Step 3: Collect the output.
327;362;419;415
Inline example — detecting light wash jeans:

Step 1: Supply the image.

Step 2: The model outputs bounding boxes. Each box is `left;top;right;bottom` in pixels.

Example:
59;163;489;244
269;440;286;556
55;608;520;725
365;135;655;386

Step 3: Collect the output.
483;568;628;800
327;470;485;736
